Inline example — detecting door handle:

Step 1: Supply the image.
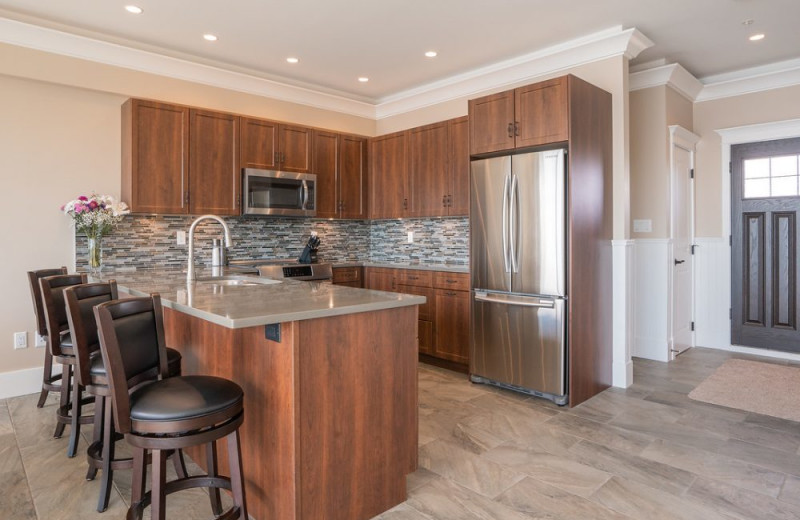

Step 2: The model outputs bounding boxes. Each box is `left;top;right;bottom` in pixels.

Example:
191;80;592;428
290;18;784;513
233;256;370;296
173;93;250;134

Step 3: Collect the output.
674;259;685;265
502;173;510;273
507;123;514;138
510;173;519;273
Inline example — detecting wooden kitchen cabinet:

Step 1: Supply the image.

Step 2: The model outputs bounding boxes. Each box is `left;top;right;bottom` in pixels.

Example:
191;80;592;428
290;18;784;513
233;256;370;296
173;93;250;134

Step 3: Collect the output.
122;99;190;214
339;134;368;219
331;266;363;288
409;122;449;217
433;287;470;364
188;109;240;215
240;117;311;173
312;130;339;218
369;131;409;219
366;267;469;366
469;76;568;155
447;116;470;216
315;132;368;219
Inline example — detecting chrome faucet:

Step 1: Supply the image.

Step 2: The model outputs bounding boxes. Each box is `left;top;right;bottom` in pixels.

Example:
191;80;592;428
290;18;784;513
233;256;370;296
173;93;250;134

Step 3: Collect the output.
187;215;233;282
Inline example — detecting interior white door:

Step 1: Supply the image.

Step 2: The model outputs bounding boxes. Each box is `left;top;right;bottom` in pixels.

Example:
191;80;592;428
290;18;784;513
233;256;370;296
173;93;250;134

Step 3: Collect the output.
671;143;695;358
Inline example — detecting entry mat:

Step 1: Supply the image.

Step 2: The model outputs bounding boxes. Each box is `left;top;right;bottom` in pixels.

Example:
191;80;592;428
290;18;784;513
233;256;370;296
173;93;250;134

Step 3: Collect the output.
689;358;800;422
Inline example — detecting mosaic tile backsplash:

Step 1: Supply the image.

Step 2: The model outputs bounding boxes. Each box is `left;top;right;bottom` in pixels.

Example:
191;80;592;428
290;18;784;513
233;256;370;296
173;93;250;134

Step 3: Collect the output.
75;215;469;270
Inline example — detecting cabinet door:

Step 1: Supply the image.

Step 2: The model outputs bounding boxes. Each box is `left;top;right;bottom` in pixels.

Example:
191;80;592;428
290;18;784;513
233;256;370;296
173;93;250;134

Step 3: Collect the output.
123;99;189;214
339;134;368;219
515;77;568;148
279;124;312;173
332;266;362;286
312;130;339;218
468;91;515;155
448;116;470;216
369;131;409;219
365;268;396;292
240;117;279;170
189;109;240;215
434;288;470;364
409;122;449;217
395;284;434;321
418;320;435;356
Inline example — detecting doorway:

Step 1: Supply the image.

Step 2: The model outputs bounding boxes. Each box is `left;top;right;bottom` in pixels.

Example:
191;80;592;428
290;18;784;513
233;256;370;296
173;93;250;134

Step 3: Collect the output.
731;137;800;352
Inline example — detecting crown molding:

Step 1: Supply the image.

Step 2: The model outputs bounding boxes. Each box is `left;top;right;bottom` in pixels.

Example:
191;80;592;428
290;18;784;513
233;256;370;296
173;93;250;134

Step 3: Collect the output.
628;63;704;101
696;58;800;102
375;27;653;119
0;16;377;119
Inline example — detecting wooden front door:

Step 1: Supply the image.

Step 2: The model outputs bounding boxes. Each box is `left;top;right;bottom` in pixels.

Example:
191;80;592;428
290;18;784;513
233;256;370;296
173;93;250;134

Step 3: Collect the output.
731;137;800;351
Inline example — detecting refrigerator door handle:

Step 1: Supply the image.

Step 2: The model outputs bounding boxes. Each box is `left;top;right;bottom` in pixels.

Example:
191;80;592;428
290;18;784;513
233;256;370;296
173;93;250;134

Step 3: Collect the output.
510;173;519;273
502;173;511;273
474;291;556;309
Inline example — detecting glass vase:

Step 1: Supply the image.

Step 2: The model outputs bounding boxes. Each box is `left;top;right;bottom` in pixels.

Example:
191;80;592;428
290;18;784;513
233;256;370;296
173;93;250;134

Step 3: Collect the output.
87;234;103;274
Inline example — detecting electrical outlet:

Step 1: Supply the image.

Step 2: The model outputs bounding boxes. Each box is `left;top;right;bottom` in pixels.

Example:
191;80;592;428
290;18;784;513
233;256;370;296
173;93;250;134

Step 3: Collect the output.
407;231;414;243
35;333;46;348
14;332;27;349
177;230;186;245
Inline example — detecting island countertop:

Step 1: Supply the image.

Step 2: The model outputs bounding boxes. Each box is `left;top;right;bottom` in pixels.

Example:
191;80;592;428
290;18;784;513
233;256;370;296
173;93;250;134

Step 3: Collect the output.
91;268;425;329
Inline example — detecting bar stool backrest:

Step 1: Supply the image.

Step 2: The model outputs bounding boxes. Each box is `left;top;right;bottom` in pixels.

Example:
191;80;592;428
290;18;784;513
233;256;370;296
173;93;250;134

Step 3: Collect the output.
40;273;88;357
94;294;170;434
64;281;119;387
27;267;67;337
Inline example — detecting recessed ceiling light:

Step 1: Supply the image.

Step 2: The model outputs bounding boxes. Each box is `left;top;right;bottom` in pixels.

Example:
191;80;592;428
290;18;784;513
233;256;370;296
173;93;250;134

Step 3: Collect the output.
358;77;369;83
124;5;143;14
749;33;765;41
286;57;299;64
203;34;218;42
425;51;438;58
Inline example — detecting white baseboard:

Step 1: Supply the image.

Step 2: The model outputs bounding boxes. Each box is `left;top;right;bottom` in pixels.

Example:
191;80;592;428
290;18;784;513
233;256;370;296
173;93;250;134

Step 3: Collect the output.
0;364;61;400
709;344;800;363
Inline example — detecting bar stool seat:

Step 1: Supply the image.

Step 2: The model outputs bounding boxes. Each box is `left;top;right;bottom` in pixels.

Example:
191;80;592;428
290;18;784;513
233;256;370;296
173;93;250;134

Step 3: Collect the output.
130;376;241;424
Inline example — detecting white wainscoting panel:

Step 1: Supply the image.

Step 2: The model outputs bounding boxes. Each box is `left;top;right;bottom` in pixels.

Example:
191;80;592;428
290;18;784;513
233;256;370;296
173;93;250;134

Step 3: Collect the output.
633;239;671;362
694;237;731;349
612;240;634;387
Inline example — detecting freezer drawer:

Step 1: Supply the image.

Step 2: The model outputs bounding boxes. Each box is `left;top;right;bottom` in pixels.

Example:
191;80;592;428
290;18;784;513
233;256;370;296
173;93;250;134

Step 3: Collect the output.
470;291;566;398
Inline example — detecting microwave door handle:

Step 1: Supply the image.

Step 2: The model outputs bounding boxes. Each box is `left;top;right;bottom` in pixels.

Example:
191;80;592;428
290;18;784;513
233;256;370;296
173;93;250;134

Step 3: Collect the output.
301;180;308;210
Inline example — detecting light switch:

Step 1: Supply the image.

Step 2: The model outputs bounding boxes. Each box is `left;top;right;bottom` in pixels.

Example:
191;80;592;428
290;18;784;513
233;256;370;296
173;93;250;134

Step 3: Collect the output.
633;219;652;233
407;231;414;243
177;230;186;245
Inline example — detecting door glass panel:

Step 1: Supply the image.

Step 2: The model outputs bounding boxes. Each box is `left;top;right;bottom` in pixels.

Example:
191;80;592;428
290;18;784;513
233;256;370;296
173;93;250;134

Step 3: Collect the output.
743;154;800;198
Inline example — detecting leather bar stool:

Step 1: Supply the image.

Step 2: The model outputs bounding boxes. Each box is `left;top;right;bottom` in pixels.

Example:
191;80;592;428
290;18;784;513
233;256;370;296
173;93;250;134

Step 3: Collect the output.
27;267;67;408
95;294;247;520
64;281;184;512
39;273;93;457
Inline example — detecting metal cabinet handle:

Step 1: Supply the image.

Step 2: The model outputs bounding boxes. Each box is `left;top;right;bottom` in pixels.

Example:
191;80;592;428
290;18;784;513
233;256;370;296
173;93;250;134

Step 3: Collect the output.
674;259;685;265
507;123;514;138
514;121;520;136
442;194;447;207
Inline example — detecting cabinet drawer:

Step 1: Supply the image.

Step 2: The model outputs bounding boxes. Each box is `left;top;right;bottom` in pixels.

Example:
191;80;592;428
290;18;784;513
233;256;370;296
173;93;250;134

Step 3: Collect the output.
396;269;432;287
433;272;469;291
332;266;362;284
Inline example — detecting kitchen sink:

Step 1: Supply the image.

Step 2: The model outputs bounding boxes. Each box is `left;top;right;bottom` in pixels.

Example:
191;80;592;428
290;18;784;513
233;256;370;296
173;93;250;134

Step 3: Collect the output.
194;275;281;286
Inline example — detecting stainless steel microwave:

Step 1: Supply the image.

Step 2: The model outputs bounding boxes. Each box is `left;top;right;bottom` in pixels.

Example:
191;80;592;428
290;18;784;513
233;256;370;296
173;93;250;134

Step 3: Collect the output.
242;169;317;217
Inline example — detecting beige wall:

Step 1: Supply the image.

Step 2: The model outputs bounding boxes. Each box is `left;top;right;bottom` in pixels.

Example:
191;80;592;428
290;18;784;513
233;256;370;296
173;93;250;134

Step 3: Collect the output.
377;56;631;240
693;83;800;237
0;47;376;376
630;86;669;238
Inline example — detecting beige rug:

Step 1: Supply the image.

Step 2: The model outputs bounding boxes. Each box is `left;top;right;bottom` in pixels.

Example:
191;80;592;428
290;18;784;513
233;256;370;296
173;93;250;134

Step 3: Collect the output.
688;358;800;422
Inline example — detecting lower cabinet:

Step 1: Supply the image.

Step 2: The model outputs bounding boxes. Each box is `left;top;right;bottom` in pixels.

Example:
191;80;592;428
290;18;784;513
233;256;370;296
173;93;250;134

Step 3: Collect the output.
331;266;363;288
365;267;469;366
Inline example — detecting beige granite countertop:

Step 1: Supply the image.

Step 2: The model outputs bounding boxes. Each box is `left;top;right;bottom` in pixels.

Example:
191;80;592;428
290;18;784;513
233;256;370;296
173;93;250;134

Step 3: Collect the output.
90;268;425;329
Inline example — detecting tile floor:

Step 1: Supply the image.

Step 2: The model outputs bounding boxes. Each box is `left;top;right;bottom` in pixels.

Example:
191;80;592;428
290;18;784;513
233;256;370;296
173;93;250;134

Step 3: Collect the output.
4;347;800;519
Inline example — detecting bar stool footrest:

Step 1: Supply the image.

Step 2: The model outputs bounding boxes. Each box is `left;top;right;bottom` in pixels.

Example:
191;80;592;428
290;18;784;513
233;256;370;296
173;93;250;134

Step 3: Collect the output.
126;476;240;520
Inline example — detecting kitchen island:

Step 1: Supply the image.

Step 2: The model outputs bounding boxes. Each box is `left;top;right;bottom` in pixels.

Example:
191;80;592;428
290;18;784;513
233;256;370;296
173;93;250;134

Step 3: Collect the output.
93;269;424;520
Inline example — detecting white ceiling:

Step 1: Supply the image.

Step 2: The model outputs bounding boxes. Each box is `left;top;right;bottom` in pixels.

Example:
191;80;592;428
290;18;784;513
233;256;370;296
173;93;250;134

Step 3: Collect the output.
0;0;798;103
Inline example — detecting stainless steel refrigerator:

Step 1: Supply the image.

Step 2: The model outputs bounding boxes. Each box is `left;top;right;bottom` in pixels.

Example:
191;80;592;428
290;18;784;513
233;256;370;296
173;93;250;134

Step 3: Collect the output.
470;149;568;405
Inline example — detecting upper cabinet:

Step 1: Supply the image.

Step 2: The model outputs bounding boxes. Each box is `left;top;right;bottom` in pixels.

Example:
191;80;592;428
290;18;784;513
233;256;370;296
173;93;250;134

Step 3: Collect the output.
469;77;568;155
370;116;469;219
338;134;368;219
189;109;240;216
369;131;409;219
313;131;368;219
122;100;240;215
122;99;190;214
240;117;311;173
